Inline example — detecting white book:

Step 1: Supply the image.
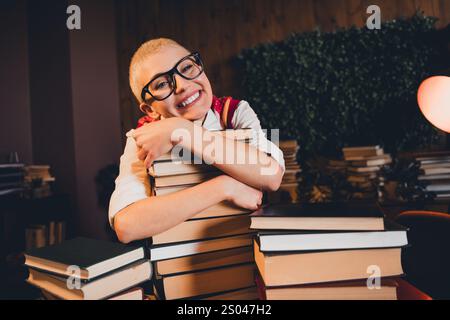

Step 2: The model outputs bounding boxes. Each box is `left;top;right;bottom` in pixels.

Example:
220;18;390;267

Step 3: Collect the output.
257;224;407;252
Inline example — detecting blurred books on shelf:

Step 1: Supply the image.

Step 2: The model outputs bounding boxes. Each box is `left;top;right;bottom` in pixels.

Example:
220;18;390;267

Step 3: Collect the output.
0;163;25;196
24;165;55;199
25;221;66;251
250;202;409;300
326;145;392;201
24;237;151;300
413;153;450;201
269;140;301;204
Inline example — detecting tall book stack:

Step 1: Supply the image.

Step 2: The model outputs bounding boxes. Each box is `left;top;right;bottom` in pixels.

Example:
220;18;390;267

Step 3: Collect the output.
0;163;25;196
24;165;55;198
149;129;258;300
251;202;408;300
343;146;392;201
24;237;151;300
269;140;301;204
415;154;450;201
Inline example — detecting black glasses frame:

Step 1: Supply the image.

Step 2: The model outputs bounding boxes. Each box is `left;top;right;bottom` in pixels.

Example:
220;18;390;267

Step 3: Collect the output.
140;52;204;102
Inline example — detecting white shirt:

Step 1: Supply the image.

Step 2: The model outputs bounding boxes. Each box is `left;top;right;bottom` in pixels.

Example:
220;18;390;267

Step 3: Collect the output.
108;101;285;228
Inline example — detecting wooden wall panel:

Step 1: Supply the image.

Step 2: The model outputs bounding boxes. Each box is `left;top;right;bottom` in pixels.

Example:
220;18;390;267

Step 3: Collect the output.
115;0;450;138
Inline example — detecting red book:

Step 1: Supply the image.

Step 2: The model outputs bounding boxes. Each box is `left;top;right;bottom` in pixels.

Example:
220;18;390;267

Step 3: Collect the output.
396;279;432;300
256;273;432;300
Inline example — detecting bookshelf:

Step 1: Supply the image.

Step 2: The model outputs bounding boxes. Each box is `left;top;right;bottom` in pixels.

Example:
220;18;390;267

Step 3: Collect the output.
0;193;71;299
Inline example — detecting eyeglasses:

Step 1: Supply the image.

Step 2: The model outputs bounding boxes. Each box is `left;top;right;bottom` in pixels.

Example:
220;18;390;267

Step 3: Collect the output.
140;52;204;102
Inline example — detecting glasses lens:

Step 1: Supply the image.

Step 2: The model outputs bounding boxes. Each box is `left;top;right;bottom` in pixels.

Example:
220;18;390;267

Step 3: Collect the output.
177;56;203;80
148;74;174;100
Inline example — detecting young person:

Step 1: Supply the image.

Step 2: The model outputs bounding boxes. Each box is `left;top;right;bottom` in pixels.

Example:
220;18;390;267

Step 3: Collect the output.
109;38;285;243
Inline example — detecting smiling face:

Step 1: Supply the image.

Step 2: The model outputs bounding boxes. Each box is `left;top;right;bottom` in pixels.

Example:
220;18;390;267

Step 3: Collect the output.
136;45;213;121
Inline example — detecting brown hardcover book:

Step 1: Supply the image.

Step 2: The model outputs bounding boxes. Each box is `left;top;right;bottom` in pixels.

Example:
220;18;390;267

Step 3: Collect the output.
202;286;259;300
250;203;385;231
154;263;256;300
347;166;381;173
343;146;383;159
149;162;219;177
155;246;253;276
255;273;398;300
152;171;221;188
254;240;403;287
350;155;392;167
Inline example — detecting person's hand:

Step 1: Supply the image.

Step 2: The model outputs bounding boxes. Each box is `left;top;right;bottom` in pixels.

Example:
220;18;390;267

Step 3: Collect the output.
218;175;263;211
132;117;191;168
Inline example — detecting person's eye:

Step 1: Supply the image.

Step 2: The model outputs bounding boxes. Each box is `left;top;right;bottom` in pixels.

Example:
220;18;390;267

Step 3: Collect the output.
181;64;193;73
155;81;169;90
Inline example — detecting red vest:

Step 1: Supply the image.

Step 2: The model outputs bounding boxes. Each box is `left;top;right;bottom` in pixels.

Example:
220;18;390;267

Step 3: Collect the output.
136;96;241;129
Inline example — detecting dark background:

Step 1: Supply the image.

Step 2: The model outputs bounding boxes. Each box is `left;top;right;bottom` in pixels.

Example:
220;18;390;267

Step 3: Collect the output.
0;0;449;241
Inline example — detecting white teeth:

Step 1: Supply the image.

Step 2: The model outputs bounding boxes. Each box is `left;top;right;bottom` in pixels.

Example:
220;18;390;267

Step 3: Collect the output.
179;92;200;108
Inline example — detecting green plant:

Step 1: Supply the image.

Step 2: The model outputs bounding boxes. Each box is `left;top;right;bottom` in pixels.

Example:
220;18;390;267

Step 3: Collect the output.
238;14;447;162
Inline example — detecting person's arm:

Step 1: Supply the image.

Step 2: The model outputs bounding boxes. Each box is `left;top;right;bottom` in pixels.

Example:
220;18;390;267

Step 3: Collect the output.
133;117;284;192
185;127;284;191
114;175;262;244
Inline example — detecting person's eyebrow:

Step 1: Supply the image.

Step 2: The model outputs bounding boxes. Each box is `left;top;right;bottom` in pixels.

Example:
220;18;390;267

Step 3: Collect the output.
146;69;171;85
146;52;191;83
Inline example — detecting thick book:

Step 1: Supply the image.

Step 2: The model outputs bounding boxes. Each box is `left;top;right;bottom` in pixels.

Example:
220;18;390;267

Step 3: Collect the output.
348;155;391;167
149;161;219;177
256;221;408;252
255;273;398;300
150;233;254;261
27;260;151;300
153;263;256;300
343;146;384;159
420;162;450;169
151;171;221;188
202;286;258;300
155;246;254;276
347;174;377;183
250;203;385;231
152;214;252;245
24;237;145;280
418;173;450;181
254;240;404;287
425;182;450;192
421;167;450;176
347;166;381;173
41;287;144;300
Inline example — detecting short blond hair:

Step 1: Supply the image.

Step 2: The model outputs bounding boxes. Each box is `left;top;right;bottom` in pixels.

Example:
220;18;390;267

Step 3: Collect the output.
129;38;185;103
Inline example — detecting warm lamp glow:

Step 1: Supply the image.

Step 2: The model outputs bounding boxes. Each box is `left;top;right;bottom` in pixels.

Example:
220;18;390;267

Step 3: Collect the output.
417;76;450;133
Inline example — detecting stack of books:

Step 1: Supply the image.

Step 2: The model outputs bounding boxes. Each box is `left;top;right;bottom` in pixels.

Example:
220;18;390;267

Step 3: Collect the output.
269;140;301;204
251;202;408;300
343;146;392;200
25;221;66;251
24;237;151;300
0;163;25;196
24;165;55;198
149;129;258;300
415;154;450;201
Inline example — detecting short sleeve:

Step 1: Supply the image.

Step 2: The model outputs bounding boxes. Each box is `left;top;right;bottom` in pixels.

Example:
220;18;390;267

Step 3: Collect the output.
108;130;152;229
231;101;286;173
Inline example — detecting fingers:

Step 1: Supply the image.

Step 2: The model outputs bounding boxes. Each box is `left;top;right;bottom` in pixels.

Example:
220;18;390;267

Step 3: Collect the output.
144;151;155;168
137;148;147;161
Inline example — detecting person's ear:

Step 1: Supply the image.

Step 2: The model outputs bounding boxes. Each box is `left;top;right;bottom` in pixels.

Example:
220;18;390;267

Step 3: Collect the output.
139;102;152;114
139;102;161;120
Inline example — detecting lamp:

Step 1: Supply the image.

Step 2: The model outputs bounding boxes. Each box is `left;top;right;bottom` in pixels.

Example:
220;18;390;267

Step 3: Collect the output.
417;76;450;132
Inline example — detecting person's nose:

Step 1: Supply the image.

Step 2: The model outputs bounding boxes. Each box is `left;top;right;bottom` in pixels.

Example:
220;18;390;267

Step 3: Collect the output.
173;74;191;94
